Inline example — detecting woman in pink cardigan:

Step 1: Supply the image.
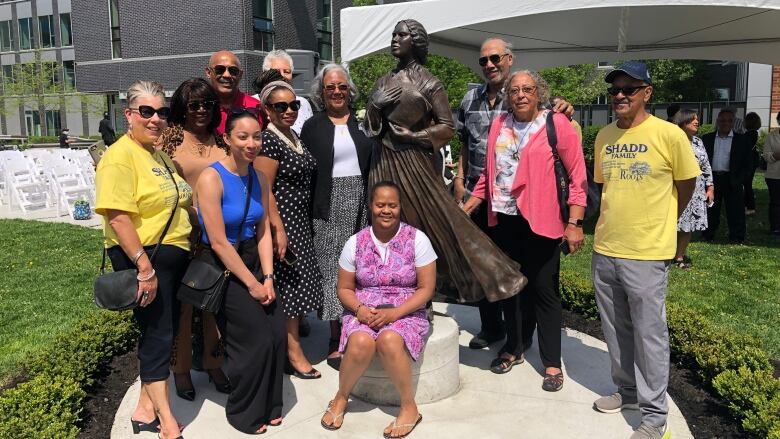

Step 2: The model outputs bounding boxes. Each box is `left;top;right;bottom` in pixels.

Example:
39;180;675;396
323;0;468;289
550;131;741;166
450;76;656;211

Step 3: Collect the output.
463;70;587;391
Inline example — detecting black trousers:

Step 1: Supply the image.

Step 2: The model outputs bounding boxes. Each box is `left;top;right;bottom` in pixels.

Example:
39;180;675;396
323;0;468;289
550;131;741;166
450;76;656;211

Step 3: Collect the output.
767;178;780;232
491;213;562;368
206;239;287;434
108;244;189;382
705;172;746;241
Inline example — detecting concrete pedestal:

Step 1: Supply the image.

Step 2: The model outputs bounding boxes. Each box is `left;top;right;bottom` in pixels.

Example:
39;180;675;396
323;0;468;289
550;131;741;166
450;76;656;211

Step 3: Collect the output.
351;313;461;406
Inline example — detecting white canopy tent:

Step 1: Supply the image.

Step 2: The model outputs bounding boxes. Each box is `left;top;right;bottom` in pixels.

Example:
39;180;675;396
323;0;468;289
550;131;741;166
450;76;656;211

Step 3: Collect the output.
340;0;780;71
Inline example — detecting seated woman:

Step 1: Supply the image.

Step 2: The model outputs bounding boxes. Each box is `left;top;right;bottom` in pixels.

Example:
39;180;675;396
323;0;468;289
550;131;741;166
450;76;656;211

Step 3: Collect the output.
320;181;436;439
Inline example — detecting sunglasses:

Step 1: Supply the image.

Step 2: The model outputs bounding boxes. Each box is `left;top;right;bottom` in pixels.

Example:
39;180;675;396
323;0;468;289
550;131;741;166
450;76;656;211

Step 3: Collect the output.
130;105;171;120
210;65;241;76
607;85;649;97
508;86;537;97
324;84;350;93
270;100;301;113
186;100;217;112
478;53;509;67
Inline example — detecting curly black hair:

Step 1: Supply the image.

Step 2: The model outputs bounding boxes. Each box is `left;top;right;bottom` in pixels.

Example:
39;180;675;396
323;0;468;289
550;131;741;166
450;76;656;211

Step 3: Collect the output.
168;78;222;133
253;68;285;95
397;19;429;65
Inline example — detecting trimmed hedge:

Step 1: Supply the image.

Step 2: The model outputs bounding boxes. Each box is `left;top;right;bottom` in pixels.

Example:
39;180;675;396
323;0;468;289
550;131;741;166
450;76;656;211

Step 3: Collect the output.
0;311;138;437
560;274;780;438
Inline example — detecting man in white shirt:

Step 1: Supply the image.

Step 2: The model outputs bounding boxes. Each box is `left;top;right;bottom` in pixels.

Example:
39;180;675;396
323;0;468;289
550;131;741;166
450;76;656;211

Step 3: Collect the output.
702;108;752;242
257;50;314;135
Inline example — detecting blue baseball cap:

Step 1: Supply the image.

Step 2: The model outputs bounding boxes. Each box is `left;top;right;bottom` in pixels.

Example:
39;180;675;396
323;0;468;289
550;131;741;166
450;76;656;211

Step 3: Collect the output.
605;61;652;84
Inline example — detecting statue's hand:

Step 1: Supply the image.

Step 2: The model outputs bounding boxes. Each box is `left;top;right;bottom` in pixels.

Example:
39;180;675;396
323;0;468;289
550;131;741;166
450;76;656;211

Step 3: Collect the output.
370;86;403;110
389;124;418;145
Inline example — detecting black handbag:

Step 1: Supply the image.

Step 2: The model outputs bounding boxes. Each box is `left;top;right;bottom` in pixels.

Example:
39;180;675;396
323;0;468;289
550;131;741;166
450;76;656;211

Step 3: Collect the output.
93;157;180;311
177;170;253;313
546;111;570;224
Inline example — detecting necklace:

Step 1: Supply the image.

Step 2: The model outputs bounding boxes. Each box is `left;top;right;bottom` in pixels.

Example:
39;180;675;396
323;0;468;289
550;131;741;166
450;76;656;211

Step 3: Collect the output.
267;123;304;154
184;131;213;156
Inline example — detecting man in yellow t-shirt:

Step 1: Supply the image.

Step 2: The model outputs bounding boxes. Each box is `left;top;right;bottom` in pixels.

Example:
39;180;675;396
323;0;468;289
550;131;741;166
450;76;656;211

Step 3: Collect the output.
590;61;699;439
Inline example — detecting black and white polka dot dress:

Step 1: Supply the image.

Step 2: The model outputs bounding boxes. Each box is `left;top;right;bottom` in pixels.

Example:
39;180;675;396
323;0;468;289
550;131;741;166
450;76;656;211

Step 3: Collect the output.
260;129;323;318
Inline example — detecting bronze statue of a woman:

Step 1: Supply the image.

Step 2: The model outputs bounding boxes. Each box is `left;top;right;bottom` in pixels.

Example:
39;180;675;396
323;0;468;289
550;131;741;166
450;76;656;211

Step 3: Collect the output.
363;19;526;303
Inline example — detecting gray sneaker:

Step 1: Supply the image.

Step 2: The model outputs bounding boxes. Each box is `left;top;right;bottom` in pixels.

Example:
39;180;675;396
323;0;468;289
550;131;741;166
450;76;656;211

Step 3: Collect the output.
629;422;670;439
593;392;639;413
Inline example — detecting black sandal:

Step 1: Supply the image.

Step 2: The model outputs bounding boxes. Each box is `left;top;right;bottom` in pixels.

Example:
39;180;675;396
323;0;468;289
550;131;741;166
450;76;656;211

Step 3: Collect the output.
489;354;524;374
542;372;564;392
673;258;691;269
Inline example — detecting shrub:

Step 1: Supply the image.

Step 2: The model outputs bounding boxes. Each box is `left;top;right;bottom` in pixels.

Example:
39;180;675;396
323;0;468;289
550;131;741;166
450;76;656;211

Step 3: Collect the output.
697;123;715;137
581;124;602;162
27;136;59;144
559;271;599;319
713;367;780;437
0;374;84;439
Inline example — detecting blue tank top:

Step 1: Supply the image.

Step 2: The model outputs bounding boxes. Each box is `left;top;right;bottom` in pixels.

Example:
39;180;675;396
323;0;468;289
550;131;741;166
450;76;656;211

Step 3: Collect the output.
198;162;264;245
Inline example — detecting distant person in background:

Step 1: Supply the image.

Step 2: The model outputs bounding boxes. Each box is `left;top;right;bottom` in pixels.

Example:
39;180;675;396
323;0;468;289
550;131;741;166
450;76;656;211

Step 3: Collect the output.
99;112;116;146
702;108;752;243
665;103;680;122
259;50;314;135
743;112;762;215
673;109;714;269
59;128;74;148
762;112;780;235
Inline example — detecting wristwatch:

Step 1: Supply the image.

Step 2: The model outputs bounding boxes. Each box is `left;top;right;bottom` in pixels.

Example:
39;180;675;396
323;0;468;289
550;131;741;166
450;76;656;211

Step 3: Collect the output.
567;219;583;228
261;273;275;281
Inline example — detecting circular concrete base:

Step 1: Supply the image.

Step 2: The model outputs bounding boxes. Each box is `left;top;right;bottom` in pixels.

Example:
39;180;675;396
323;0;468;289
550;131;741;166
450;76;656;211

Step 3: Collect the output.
351;313;460;406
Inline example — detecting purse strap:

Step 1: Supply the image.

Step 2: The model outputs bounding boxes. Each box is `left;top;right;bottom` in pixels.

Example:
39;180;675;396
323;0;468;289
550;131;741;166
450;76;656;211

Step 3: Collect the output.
232;166;254;251
99;153;181;273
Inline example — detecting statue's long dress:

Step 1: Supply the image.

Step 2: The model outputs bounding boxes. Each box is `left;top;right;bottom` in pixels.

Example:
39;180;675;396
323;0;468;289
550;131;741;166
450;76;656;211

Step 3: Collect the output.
364;62;526;303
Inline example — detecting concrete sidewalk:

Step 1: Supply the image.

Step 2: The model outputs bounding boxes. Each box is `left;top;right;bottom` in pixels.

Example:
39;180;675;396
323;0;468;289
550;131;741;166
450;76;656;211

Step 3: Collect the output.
111;303;694;439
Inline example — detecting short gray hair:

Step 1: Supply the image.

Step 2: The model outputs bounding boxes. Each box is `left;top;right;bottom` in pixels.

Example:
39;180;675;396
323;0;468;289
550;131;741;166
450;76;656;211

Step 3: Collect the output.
310;64;359;110
263;49;294;71
505;70;550;109
481;37;513;54
674;108;698;128
127;80;165;107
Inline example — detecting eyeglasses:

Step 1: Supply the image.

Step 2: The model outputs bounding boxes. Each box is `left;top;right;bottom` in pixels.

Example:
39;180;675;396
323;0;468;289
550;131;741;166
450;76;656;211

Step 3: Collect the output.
130;105;171;120
508;86;537;97
186;100;217;112
324;84;350;93
607;85;649;97
210;65;241;76
478;53;509;67
270;100;301;113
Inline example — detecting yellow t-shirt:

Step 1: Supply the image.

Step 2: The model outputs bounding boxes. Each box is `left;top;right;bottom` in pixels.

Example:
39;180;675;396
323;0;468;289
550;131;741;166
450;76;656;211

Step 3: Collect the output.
593;115;700;260
95;135;193;250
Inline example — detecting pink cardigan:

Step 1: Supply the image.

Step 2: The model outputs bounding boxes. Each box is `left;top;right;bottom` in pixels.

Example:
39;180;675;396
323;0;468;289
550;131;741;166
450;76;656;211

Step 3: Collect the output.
471;111;587;239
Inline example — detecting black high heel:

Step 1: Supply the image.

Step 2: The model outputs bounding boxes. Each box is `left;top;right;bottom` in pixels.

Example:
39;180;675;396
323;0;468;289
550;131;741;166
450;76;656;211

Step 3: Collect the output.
207;368;231;394
173;372;196;401
284;360;321;379
131;417;160;434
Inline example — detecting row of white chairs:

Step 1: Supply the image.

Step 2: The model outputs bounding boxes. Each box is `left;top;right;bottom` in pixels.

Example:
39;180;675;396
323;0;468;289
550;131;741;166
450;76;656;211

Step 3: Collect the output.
0;148;96;220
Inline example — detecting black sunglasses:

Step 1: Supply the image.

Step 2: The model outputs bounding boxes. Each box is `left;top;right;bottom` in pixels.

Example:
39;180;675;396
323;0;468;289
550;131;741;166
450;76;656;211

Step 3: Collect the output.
211;65;241;76
607;85;649;97
270;100;301;113
186;100;217;112
130;105;171;120
478;53;509;67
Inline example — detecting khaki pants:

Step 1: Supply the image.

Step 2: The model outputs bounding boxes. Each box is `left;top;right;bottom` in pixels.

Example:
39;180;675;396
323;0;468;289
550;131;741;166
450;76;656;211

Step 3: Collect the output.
171;303;223;373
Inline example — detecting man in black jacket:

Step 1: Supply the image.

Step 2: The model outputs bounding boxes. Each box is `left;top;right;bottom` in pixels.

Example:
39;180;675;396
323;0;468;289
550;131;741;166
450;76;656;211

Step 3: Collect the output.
702;108;752;242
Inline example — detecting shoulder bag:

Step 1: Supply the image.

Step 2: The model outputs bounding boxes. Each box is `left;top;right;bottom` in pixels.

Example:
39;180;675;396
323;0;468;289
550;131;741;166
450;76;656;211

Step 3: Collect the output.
94;156;180;311
546;111;570;224
177;168;253;313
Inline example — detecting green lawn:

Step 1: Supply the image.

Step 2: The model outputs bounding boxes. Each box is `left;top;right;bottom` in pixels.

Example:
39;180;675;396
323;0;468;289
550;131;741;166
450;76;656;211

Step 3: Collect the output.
562;172;780;358
0;219;102;384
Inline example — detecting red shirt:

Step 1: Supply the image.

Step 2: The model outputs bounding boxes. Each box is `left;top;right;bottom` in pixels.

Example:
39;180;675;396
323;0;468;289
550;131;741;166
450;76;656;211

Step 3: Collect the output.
216;91;267;135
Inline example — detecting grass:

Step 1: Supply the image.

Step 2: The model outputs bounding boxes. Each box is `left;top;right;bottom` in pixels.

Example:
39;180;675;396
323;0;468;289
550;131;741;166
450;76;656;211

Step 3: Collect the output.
562;171;780;358
0;219;102;384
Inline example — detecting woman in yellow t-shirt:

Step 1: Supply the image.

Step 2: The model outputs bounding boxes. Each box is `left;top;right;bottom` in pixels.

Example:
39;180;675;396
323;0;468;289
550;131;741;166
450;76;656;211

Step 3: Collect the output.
95;81;191;439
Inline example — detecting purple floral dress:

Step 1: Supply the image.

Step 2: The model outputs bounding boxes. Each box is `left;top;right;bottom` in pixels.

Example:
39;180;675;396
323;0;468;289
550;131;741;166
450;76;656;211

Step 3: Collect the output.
338;224;430;360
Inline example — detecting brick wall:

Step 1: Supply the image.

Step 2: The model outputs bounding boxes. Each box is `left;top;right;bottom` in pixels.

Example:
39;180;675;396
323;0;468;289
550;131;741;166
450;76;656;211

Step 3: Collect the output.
772;65;780;127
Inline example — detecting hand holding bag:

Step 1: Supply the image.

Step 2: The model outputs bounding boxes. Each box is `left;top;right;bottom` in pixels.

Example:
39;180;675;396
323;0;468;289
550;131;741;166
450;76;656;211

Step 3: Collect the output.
177;169;253;313
93;157;180;311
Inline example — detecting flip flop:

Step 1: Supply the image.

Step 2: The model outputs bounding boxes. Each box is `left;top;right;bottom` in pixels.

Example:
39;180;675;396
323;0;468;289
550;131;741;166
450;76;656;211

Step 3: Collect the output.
320;400;346;431
383;413;423;439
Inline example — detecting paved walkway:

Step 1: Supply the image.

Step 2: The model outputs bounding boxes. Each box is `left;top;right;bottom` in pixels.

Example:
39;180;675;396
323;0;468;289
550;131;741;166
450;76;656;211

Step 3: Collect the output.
111;303;693;439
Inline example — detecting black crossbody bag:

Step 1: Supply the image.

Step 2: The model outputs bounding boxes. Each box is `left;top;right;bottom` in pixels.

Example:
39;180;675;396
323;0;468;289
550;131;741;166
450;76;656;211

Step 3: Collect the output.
546;111;571;224
177;170;253;313
94;158;180;311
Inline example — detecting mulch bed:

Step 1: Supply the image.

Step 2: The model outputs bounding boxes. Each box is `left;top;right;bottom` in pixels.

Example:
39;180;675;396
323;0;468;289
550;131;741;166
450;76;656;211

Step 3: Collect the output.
76;309;749;439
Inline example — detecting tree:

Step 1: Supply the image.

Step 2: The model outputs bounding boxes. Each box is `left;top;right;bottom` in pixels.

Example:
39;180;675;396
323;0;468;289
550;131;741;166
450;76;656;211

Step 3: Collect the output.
539;64;604;105
643;59;715;102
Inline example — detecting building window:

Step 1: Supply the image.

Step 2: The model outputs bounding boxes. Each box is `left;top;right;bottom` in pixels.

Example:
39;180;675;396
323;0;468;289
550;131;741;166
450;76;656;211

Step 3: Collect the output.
0;20;13;52
24;110;61;137
109;0;122;58
317;0;333;60
18;17;33;50
63;60;75;88
252;0;274;52
1;64;12;92
39;15;56;48
60;13;73;47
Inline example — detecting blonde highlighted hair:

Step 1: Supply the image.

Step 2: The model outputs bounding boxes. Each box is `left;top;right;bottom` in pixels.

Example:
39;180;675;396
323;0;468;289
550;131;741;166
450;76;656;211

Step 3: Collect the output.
126;80;165;106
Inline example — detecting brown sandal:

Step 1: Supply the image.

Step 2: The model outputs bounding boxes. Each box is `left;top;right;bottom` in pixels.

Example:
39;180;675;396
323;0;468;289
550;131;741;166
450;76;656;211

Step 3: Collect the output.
542;372;564;392
320;400;346;431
